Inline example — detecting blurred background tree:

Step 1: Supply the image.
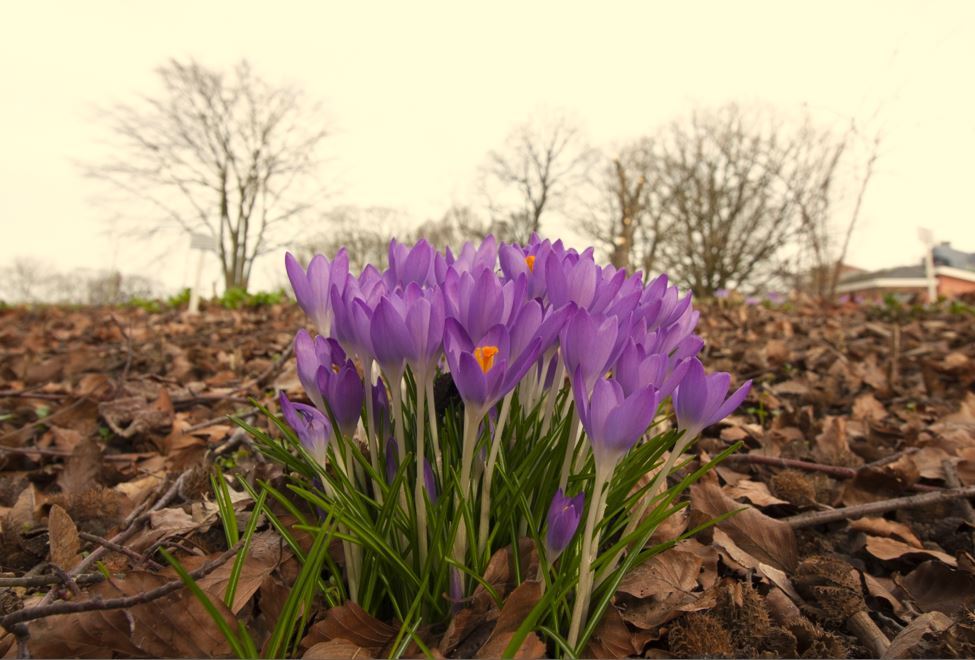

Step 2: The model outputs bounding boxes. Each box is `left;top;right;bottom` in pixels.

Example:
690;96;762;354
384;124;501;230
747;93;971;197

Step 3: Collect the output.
88;58;330;292
578;104;881;296
479;114;597;243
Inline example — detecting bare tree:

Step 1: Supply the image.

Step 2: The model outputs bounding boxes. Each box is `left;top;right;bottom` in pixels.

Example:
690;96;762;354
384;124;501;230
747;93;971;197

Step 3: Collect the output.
1;257;51;302
299;206;404;272
789;117;882;298
89;59;329;292
580;105;873;295
480;115;596;242
578;142;660;273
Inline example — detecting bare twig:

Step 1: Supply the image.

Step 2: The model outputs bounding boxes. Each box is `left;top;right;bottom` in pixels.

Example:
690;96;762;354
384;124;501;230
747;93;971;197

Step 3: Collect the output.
724;452;939;492
0;541;242;629
47;566;81;597
725;453;857;479
784;485;975;528
0;445;72;457
0;573;105;588
185;408;259;434
78;532;163;570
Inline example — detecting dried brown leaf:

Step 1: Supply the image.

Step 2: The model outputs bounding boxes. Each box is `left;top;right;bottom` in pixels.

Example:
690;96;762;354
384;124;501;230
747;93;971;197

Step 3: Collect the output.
472;537;537;612
618;546;702;599
849;516;923;547
27;570;234;657
47;503;81;570
198;531;281;613
584;606;637;659
724;479;789;507
691;481;798;573
476;581;543;658
882;611;953;659
896;560;975;615
307;602;397;654
303;639;372;658
863;535;956;566
58;436;102;497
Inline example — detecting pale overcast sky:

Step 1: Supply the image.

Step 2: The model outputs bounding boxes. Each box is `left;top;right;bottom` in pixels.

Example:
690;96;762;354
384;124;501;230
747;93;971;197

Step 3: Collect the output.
1;1;973;292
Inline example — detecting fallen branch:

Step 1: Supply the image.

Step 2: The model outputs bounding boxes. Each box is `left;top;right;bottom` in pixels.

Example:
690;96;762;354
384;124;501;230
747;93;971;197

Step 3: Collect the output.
0;573;105;588
78;532;163;570
724;452;939;492
784;485;975;529
0;541;241;629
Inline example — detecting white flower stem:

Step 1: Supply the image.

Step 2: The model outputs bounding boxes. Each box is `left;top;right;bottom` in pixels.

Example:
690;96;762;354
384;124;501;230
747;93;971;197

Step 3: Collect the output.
451;406;480;593
567;462;611;650
558;409;582;490
388;375;411;529
593;433;695;589
539;356;565;438
477;392;513;557
414;375;429;565
362;360;384;505
320;455;360;601
426;379;442;478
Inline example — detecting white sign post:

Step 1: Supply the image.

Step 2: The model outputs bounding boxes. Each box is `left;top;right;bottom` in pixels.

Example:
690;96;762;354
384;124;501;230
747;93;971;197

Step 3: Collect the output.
187;233;216;315
918;227;937;303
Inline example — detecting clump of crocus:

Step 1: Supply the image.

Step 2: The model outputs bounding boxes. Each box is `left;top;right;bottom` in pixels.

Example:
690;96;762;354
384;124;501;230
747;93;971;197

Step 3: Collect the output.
267;235;752;657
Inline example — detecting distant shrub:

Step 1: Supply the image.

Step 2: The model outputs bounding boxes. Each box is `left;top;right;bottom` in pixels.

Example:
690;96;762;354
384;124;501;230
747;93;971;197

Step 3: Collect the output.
218;288;286;309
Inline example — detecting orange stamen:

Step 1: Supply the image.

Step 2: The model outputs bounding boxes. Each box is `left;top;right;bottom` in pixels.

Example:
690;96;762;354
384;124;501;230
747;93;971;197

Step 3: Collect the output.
525;255;536;272
473;345;500;373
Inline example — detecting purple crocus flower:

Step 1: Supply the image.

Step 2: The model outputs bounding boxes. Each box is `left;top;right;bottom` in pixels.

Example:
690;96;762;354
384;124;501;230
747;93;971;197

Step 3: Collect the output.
714;288;730;299
293;330;362;436
386;238;436;289
279;391;330;466
443;318;542;415
614;341;690;399
745;295;760;306
294;330;347;407
330;281;379;363
442;267;526;345
315;361;364;438
285;250;349;336
499;241;551;299
544;249;599;310
573;371;660;471
560;308;629;394
767;291;785;305
673;358;751;440
545;488;584;559
436;236;499;282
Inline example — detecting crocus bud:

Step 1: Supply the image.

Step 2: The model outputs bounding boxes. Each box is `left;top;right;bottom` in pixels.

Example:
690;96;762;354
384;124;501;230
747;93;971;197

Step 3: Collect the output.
423;459;438;504
285;250;349;336
673;358;751;441
278;391;330;467
545;488;584;559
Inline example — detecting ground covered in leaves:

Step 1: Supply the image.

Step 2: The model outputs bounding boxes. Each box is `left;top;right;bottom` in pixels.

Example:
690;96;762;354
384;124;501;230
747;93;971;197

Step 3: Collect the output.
1;298;974;658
